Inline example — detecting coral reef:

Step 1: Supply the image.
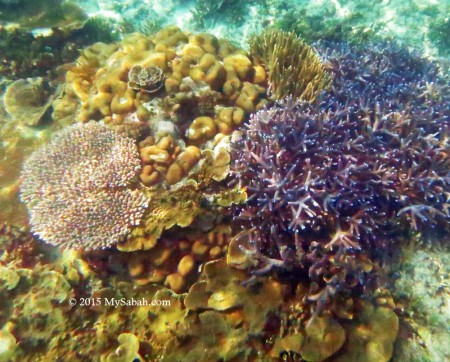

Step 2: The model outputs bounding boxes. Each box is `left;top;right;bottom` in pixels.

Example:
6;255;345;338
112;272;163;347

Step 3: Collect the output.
2;10;448;360
119;136;247;252
62;26;268;131
230;42;450;315
57;26;270;191
0;11;123;80
0;222;403;362
191;0;250;28
0;221;403;361
392;244;450;362
0;0;87;33
249;28;331;101
20;122;149;250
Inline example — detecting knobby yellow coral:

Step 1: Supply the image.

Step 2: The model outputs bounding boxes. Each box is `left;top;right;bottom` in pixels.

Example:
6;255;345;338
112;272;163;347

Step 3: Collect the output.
249;28;331;101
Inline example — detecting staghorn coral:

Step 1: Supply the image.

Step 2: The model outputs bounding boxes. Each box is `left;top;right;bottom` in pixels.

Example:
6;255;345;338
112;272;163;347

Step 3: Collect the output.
230;42;450;315
249;28;331;101
20;122;149;250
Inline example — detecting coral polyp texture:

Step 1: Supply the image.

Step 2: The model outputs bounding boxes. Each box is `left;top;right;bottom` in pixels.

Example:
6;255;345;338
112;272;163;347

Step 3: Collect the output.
249;28;331;101
19;122;149;250
56;26;279;188
127;65;165;93
231;42;450;312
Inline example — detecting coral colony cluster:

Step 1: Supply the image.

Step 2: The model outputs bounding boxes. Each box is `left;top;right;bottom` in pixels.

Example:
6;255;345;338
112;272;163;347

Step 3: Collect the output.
3;22;448;361
231;42;450;311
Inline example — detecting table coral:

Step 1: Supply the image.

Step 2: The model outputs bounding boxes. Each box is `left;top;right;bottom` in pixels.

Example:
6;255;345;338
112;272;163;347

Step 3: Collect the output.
20;122;149;250
4;77;55;126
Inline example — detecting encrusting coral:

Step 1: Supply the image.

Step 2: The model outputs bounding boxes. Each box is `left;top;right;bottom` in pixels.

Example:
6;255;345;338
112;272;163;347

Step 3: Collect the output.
4;77;55;126
116;133;247;252
0;222;402;362
121;224;233;293
19;122;149;250
249;28;331;101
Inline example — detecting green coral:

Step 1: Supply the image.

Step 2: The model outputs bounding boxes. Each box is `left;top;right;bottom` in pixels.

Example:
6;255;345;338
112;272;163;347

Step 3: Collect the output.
275;7;382;44
249;28;331;101
429;16;450;57
191;0;253;29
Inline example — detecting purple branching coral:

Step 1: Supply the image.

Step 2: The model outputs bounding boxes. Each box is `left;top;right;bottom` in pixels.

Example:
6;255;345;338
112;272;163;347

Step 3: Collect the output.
20;122;149;250
230;42;450;312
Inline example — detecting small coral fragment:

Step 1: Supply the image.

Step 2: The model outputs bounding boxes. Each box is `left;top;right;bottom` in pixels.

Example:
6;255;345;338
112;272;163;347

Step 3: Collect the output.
166;146;201;185
128;65;165;93
187;116;217;141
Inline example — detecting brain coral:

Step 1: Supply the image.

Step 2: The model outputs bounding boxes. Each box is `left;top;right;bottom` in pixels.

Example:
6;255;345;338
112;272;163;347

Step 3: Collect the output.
20;122;149;250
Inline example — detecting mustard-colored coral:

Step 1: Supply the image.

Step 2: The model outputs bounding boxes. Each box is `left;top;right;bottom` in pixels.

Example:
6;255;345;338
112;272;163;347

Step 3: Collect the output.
122;224;233;293
58;26;269;194
249;28;331;101
62;26;267;130
335;302;399;362
4;77;55;126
